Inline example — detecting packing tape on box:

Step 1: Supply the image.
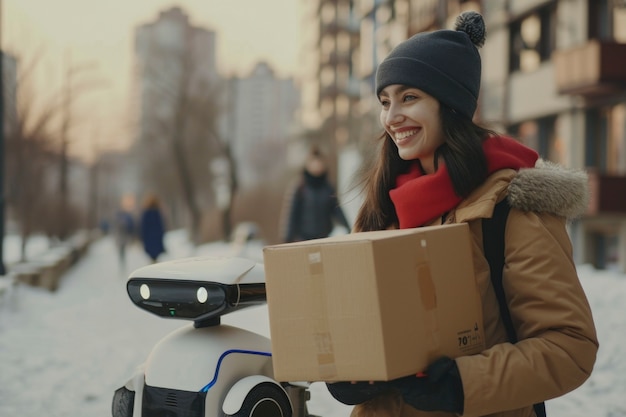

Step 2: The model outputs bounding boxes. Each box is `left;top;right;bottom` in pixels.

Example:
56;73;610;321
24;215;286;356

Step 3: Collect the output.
306;247;337;379
417;239;441;353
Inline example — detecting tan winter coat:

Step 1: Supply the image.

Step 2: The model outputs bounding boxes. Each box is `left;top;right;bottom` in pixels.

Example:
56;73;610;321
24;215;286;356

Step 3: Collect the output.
354;161;599;417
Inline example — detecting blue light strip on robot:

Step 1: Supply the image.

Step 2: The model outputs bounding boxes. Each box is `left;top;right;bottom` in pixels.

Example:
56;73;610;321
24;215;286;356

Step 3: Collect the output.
199;349;272;393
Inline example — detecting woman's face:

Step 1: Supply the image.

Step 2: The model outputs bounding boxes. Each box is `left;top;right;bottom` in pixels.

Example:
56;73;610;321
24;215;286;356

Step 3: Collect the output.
305;156;326;176
379;85;444;174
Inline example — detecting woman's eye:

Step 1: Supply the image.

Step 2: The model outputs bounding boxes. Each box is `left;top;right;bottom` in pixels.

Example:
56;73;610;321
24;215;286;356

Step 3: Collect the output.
403;94;418;102
380;99;390;108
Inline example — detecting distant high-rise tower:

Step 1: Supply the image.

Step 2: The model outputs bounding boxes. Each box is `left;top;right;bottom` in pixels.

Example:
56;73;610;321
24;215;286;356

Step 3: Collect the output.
225;62;300;189
133;7;218;145
132;7;220;228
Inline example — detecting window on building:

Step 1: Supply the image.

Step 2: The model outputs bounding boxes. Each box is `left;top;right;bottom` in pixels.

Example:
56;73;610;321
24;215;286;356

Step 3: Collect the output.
511;121;539;152
588;0;611;40
615;5;626;41
610;104;626;173
510;116;561;163
320;67;336;94
446;0;481;27
509;4;557;73
585;108;609;171
408;0;439;33
588;0;626;41
584;104;626;174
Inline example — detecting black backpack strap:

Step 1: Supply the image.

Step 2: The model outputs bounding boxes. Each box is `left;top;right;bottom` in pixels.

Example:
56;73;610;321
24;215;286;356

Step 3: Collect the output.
482;199;517;343
482;199;547;417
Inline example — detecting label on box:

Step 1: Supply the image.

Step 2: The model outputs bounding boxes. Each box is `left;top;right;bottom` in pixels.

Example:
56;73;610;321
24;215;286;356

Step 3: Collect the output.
456;323;483;354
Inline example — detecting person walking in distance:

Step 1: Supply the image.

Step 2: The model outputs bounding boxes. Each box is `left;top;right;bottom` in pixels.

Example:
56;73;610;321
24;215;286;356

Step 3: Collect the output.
140;193;166;264
113;194;136;270
282;147;351;243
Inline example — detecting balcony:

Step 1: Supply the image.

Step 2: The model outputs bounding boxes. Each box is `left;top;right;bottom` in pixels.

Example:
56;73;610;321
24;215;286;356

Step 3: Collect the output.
587;171;626;215
321;18;360;36
320;50;353;67
320;84;339;99
553;40;626;96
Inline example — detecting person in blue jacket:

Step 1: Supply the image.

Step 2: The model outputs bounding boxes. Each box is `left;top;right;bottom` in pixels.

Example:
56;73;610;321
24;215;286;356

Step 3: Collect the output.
140;193;166;263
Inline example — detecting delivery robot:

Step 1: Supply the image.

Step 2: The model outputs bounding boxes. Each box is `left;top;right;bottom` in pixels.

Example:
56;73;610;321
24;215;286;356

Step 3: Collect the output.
111;255;315;417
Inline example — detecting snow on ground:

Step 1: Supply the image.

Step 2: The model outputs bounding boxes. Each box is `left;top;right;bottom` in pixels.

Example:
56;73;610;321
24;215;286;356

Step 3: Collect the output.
0;230;624;417
2;233;54;265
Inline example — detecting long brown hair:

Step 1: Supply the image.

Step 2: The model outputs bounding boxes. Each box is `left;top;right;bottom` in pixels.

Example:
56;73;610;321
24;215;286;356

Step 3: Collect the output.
353;105;495;232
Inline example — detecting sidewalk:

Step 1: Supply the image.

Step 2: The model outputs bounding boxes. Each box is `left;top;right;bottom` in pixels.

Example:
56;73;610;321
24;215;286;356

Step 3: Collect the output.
0;231;352;417
0;235;184;416
0;231;624;416
0;231;97;311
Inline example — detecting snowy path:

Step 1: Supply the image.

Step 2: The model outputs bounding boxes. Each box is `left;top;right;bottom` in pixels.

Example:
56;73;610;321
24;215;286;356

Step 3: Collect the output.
0;233;624;416
0;236;186;416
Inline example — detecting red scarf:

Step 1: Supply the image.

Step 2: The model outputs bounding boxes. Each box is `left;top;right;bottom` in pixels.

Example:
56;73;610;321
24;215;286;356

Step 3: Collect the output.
390;136;539;228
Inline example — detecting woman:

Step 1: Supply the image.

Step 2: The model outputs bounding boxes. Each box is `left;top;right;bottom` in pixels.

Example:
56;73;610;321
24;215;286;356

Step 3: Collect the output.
327;11;598;417
140;193;166;263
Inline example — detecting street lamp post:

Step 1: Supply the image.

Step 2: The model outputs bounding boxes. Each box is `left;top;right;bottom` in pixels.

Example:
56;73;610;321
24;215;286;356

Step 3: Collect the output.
0;0;7;276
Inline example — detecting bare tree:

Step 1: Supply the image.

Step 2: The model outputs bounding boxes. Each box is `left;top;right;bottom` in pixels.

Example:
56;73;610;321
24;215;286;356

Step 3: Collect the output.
1;47;103;263
186;79;239;242
55;56;103;240
136;42;235;244
4;54;61;260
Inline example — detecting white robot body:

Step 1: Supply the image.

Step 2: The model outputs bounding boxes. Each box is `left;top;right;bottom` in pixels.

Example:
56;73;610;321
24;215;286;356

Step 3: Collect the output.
112;256;313;417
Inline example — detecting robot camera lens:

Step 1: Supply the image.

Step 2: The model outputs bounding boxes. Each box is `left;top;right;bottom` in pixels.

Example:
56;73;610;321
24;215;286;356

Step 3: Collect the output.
140;284;150;300
197;287;208;303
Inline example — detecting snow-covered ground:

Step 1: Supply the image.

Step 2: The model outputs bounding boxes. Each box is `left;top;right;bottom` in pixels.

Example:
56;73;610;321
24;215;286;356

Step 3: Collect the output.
0;230;624;416
2;233;54;265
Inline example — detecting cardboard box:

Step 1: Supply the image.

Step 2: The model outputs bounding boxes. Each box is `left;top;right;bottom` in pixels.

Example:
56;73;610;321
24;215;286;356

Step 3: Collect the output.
263;223;484;382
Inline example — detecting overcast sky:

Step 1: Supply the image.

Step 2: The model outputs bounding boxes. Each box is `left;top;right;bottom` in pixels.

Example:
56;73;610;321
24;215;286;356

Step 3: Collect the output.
3;0;301;160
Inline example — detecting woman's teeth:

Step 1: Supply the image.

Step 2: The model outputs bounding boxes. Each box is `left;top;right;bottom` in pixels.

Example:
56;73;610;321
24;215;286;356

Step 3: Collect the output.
395;129;418;140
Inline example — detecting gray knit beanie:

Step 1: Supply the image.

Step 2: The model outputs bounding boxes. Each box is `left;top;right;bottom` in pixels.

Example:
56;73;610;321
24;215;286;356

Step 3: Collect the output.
375;11;486;120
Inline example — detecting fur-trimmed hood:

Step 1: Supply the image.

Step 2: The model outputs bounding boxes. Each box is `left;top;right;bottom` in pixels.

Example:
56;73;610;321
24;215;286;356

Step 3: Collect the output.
508;159;589;219
451;160;589;225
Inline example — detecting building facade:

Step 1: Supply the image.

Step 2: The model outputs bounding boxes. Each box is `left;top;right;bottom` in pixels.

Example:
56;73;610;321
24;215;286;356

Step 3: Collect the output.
479;0;626;270
134;7;218;146
296;0;362;186
298;0;626;269
224;62;300;189
132;7;220;228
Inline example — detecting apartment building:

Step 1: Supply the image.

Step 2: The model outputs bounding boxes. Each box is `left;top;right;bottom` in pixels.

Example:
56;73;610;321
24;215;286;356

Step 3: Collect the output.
132;7;220;227
134;7;218;145
478;0;626;270
303;0;626;269
296;0;362;186
223;62;300;189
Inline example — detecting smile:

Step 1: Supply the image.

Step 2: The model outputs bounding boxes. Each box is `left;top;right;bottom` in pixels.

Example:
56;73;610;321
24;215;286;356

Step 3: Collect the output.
394;129;419;143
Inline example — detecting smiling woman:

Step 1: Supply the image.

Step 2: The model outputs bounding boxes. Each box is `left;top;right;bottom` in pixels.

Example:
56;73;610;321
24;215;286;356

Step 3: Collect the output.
331;11;599;417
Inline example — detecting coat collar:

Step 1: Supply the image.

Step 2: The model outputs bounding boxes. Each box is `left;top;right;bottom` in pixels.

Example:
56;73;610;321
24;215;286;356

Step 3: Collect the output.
452;159;589;223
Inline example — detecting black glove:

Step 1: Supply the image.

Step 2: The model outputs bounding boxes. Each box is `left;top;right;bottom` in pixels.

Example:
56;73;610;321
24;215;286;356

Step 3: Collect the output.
389;357;464;414
325;380;398;405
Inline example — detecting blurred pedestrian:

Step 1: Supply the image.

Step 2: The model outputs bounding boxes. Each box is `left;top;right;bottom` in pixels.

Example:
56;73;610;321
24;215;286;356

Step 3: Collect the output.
140;193;166;263
282;147;351;243
113;194;136;270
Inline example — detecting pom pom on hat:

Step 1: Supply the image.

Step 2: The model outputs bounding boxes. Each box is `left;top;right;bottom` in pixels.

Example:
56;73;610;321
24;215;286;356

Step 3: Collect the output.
455;11;486;48
375;11;486;119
